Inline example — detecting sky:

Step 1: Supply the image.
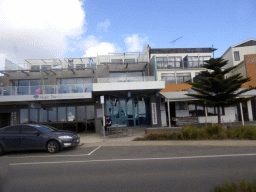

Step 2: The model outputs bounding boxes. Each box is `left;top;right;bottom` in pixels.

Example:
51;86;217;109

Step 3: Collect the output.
0;0;255;70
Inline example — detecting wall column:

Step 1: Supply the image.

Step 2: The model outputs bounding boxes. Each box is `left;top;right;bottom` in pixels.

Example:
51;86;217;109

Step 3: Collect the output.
247;99;253;121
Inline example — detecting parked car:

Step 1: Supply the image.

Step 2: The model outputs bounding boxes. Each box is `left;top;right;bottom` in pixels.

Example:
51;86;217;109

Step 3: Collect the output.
0;124;80;155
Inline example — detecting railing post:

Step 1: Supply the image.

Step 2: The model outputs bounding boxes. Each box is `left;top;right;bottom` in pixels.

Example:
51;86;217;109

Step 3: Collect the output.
69;84;71;93
15;86;17;96
29;85;31;95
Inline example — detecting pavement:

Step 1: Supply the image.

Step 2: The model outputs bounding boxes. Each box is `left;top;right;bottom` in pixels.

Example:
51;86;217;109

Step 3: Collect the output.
78;128;256;147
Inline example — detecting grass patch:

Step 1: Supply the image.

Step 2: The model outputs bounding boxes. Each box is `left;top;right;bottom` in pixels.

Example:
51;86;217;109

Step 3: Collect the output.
213;180;256;192
133;125;256;141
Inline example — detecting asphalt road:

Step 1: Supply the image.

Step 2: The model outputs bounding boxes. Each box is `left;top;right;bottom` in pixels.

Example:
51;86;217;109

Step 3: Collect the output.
1;146;256;192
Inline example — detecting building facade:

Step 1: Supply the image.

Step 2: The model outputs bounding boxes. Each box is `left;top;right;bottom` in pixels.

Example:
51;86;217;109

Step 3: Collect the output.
0;51;165;132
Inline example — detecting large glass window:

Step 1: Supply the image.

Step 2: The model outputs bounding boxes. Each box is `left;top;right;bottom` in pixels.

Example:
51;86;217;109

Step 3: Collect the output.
87;105;95;120
20;109;29;123
58;107;66;122
168;57;182;68
39;108;47;123
188;56;199;68
199;56;211;67
111;59;123;63
67;107;75;121
48;108;57;122
42;65;51;70
124;59;135;63
30;109;38;123
156;57;168;69
176;73;191;83
161;73;176;84
57;78;92;85
77;106;85;121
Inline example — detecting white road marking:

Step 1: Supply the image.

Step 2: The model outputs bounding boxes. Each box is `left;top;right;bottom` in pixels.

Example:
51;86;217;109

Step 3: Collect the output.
9;146;101;158
88;146;101;155
9;153;256;166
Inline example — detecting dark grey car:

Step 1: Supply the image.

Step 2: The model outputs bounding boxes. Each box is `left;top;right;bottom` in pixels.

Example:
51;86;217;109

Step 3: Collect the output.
0;124;80;155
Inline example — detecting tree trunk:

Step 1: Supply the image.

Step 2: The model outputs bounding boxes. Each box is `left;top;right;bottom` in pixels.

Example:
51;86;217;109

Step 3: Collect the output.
217;106;221;124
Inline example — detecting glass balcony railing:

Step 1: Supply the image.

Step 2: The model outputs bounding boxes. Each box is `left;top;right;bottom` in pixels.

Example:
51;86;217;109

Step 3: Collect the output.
97;76;155;83
0;84;92;96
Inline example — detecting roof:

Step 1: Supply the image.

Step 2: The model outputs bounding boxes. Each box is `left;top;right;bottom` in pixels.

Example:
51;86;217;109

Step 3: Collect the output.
150;48;214;54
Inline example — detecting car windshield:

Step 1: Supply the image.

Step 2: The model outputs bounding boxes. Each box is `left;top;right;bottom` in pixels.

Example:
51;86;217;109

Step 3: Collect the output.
34;125;59;133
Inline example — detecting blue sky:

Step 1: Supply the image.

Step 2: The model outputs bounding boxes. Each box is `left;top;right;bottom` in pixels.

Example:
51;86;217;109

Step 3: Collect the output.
0;0;255;69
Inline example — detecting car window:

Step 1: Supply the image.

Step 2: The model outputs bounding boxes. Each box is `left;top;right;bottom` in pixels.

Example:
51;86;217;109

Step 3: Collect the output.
4;126;21;134
35;125;58;133
21;126;39;134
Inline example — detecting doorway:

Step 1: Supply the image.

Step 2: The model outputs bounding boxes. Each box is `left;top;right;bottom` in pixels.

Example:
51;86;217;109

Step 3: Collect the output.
0;113;11;128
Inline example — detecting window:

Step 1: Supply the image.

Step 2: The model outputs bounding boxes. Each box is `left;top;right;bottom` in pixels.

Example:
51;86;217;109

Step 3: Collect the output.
168;57;182;68
31;65;40;71
48;108;57;122
20;109;29;123
76;64;85;69
67;107;75;121
234;51;240;61
4;126;21;134
87;105;95;120
199;56;211;67
68;59;74;68
77;106;85;121
42;65;51;70
58;107;66;122
111;59;122;63
57;78;92;85
176;73;191;83
21;126;38;134
156;57;168;69
39;108;47;123
30;109;38;123
188;56;199;68
124;59;135;63
161;73;176;84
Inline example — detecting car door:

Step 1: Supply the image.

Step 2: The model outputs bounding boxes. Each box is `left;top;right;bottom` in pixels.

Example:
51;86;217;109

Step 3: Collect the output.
20;125;46;150
1;125;22;151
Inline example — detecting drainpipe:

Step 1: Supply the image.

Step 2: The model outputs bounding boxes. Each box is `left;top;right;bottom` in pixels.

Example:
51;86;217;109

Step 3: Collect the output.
167;99;171;128
240;102;244;126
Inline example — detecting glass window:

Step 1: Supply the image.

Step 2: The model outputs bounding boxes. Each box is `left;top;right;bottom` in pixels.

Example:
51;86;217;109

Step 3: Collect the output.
58;107;66;122
67;107;75;121
199;56;211;67
30;109;38;123
39;108;47;123
20;109;29;123
77;106;85;121
4;126;21;134
87;105;95;120
48;108;57;122
188;56;199;68
21;126;38;134
31;65;40;71
168;57;182;68
111;59;123;63
124;59;135;63
76;64;85;69
42;65;51;70
161;73;176;84
57;78;92;85
68;59;74;68
156;57;168;69
176;73;191;83
234;51;240;61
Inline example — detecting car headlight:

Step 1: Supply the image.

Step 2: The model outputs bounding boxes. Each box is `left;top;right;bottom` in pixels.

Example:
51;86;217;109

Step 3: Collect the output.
58;136;72;139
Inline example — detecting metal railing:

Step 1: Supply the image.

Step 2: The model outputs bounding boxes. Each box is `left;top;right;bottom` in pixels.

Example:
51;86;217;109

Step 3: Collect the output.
0;84;93;96
97;76;155;83
157;61;206;69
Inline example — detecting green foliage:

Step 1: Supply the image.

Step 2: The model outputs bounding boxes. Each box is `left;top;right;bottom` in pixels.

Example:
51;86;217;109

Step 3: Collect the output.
213;180;256;192
227;126;256;140
133;125;256;141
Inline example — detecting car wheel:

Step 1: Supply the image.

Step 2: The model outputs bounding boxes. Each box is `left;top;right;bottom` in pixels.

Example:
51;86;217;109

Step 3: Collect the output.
0;144;4;156
47;140;60;153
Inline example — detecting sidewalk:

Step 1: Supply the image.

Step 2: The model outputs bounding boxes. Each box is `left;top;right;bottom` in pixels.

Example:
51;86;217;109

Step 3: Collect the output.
78;128;256;147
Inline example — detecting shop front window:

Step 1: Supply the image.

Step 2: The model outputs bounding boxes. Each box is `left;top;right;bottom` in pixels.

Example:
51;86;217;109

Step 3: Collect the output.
39;108;47;123
77;106;85;121
30;109;38;123
67;107;75;121
48;108;57;122
58;107;66;122
20;109;29;123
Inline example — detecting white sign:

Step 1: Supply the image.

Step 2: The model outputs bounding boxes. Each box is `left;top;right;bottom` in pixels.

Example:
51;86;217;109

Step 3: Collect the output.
152;103;157;124
100;95;104;104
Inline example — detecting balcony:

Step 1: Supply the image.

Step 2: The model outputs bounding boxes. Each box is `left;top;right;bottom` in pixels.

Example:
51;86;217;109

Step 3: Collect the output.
0;84;93;102
94;76;165;92
97;76;155;83
157;61;205;69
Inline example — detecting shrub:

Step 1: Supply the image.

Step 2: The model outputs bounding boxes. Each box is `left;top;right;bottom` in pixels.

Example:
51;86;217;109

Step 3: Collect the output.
181;125;208;140
213;180;256;192
227;126;256;140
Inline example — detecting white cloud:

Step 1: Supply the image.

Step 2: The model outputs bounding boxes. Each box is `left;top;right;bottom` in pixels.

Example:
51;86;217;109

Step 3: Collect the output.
82;35;120;57
96;19;111;32
0;0;85;67
125;34;148;52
